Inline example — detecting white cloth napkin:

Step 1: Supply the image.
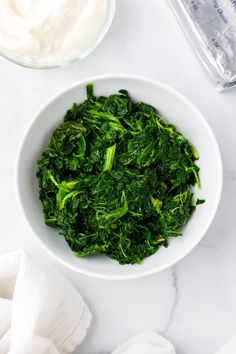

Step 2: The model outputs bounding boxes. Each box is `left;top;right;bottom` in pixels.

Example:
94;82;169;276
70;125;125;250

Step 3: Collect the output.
0;250;92;354
215;334;236;354
111;331;176;354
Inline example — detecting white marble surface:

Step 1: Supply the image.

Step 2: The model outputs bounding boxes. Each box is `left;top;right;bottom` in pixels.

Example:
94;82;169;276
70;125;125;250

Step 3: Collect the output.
1;1;236;353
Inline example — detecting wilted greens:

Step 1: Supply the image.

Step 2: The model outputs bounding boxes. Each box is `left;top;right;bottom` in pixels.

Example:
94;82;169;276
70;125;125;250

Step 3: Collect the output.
37;84;203;264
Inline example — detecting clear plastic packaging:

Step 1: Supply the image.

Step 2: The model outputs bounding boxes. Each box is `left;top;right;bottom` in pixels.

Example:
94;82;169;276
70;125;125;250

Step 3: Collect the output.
169;0;236;91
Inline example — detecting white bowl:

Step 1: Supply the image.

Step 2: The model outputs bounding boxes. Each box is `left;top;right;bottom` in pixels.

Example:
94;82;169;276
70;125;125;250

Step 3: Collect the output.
16;75;223;279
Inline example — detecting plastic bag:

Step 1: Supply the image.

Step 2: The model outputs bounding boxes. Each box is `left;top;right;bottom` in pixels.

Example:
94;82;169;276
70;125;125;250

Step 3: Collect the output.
169;0;236;91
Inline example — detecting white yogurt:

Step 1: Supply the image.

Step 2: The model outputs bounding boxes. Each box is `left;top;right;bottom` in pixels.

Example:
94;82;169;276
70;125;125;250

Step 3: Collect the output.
0;0;110;66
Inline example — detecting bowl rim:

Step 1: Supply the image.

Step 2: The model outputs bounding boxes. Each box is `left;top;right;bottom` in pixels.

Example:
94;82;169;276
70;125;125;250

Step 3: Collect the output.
0;0;116;69
15;74;223;279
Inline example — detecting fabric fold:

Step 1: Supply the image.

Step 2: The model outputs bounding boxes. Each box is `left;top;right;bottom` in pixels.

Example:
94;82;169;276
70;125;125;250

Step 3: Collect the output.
111;331;176;354
215;334;236;354
0;250;92;354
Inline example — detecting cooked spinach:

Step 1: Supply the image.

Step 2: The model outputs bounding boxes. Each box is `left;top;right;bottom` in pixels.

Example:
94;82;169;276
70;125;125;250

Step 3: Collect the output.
37;84;203;264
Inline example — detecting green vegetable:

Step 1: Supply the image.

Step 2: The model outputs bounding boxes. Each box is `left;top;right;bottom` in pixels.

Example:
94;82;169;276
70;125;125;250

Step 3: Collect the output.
37;84;203;264
196;198;205;205
103;144;116;171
